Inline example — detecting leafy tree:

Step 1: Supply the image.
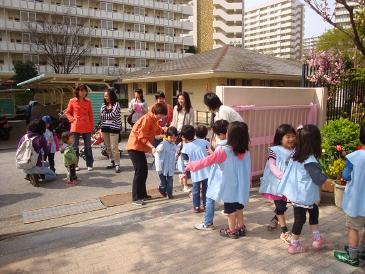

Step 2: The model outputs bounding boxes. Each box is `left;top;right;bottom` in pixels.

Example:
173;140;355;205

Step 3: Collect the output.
13;61;38;83
316;28;365;67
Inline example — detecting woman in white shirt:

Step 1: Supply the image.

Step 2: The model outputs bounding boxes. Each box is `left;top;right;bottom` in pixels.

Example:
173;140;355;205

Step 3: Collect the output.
128;88;148;126
203;92;243;123
172;91;195;132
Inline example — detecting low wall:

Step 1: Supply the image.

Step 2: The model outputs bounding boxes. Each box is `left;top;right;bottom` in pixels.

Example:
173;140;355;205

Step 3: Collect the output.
215;86;328;176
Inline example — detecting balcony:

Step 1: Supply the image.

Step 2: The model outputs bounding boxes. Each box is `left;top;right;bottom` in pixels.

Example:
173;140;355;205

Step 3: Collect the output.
0;0;193;31
213;0;242;10
213;20;242;34
0;19;193;46
213;9;243;22
0;41;192;60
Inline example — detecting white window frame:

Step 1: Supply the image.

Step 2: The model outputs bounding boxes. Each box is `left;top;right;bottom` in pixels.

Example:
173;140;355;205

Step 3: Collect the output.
100;1;112;11
134;24;145;33
20;11;36;22
102;57;115;67
23;54;39;65
101;38;114;48
135;58;147;68
101;20;113;30
135;41;146;51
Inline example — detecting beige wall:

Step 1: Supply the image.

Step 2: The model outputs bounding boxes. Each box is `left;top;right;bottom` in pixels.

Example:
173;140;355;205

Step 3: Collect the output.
216;86;328;126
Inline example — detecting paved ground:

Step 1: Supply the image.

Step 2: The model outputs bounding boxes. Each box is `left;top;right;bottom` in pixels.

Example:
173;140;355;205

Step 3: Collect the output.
0;192;364;274
0;139;167;219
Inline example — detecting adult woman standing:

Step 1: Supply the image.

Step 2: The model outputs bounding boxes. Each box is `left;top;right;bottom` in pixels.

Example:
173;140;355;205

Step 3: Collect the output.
127;103;167;206
128;88;148;126
171;91;195;132
65;83;94;171
100;87;122;173
172;91;194;192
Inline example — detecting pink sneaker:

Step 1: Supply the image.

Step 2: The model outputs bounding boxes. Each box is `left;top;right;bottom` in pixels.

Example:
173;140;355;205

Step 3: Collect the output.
288;242;306;254
312;235;325;250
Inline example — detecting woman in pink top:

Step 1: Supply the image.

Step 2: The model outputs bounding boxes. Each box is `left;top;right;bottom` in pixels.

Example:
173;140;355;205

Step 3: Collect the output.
65;83;94;171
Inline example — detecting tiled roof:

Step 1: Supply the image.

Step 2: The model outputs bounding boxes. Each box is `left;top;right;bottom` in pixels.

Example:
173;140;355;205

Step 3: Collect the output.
123;46;302;80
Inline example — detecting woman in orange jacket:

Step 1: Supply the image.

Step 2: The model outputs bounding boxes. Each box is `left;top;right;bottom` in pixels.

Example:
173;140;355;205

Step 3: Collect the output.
127;102;168;206
65;83;94;171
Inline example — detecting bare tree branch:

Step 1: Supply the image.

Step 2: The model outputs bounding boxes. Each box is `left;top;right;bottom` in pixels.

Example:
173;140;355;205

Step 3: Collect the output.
303;0;365;56
25;13;90;74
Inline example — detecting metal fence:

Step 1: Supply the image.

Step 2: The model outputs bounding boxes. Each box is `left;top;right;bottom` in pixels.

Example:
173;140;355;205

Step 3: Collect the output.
234;104;317;176
302;64;365;124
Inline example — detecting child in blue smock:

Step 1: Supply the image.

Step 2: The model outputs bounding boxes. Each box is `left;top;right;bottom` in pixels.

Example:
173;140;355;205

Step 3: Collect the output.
186;121;251;239
180;125;210;213
278;125;328;254
334;124;365;267
194;119;229;231
259;124;296;243
154;126;178;199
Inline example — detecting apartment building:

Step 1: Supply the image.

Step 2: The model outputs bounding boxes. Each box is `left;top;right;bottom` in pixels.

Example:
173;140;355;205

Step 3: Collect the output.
244;0;304;60
0;0;194;75
334;1;361;28
192;0;243;53
303;36;319;54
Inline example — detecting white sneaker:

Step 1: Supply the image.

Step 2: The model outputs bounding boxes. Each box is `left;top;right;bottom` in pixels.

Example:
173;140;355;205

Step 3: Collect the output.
75;167;80;171
87;167;93;171
183;186;191;193
194;223;215;231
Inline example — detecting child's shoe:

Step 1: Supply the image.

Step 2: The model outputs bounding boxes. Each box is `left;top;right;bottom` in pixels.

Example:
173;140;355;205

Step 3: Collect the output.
193;207;202;213
312;235;325;250
280;232;292;244
66;180;76;186
219;228;238;239
237;225;246;237
194;223;215;231
334;251;360;267
288;242;306;254
344;245;365;260
266;217;278;231
75;166;80;171
167;195;174;199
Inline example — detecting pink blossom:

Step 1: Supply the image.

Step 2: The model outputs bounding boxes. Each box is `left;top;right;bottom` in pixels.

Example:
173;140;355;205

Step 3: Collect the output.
336;145;342;152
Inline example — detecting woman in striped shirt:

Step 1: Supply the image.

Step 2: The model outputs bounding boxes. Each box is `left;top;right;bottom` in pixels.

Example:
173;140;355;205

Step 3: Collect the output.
100;87;122;173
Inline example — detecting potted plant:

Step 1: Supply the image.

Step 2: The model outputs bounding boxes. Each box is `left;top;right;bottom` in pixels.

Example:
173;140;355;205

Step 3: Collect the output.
320;118;360;206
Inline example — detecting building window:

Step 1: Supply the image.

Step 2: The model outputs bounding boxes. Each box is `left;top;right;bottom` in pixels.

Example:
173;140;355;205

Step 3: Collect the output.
20;11;36;22
147;82;158;94
64;16;77;26
135;41;146;51
101;38;114;48
22;33;30;44
100;1;112;11
227;79;237;86
134;24;145;33
134;7;145;16
23;54;39;65
165;27;174;36
63;0;77;6
101;20;113;30
164;43;174;52
102;57;115;67
164;11;174;20
242;79;252;86
135;58;146;68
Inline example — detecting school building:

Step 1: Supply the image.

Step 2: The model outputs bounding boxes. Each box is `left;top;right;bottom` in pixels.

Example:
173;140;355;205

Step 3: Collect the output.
120;45;303;111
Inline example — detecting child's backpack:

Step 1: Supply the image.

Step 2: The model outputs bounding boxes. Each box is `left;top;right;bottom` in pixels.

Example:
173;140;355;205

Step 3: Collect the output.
15;135;39;170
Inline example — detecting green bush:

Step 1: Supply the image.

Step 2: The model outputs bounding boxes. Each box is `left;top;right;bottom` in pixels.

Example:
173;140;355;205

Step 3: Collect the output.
320;118;360;179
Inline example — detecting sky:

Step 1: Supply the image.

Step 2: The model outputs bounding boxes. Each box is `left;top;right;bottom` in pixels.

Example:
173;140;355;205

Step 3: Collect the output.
245;0;333;38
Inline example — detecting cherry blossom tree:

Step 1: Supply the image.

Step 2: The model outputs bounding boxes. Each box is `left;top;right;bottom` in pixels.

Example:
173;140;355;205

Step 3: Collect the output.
306;50;346;86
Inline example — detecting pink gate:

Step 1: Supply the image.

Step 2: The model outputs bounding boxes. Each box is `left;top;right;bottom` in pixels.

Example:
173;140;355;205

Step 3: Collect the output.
234;103;318;176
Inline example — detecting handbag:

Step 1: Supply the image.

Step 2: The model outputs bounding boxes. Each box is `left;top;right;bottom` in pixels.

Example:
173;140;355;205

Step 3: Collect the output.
127;110;135;126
